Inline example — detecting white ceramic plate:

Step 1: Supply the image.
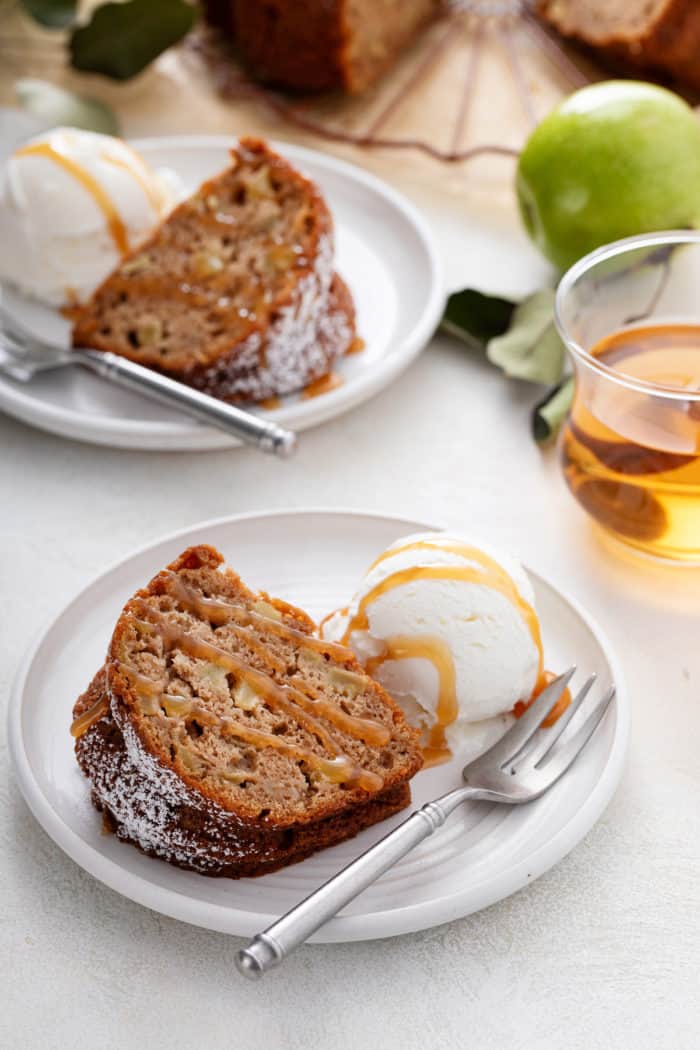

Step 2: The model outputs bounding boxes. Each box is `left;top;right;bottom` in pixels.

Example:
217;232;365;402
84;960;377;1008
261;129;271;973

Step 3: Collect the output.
8;510;628;942
0;138;443;450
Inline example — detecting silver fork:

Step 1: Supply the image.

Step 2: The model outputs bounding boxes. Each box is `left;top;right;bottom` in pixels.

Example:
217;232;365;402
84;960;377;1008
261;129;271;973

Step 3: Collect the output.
236;668;614;978
0;312;296;457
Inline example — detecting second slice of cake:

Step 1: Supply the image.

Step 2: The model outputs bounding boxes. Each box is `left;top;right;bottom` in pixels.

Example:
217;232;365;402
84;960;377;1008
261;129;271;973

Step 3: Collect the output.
72;137;356;403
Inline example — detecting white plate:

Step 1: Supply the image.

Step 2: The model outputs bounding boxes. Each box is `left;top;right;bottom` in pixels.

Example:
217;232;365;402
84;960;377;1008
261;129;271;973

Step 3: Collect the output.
8;510;628;942
0;138;443;451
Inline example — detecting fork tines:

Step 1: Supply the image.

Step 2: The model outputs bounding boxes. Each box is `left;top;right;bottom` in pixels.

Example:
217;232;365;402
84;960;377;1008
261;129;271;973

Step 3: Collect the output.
467;667;615;785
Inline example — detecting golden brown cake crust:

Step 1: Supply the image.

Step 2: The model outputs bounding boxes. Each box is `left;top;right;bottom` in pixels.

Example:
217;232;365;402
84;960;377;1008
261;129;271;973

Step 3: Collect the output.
72;544;423;877
537;0;700;92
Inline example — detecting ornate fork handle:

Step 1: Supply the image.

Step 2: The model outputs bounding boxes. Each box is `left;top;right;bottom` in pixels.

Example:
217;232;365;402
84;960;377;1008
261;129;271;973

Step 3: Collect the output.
236;669;614;978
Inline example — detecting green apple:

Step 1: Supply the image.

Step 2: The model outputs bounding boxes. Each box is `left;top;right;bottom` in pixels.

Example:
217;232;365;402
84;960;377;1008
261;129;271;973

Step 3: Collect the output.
517;81;700;272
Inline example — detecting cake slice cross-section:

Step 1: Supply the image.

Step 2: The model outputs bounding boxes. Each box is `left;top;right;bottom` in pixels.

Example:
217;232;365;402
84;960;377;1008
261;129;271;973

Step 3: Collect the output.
72;544;423;877
72;137;356;403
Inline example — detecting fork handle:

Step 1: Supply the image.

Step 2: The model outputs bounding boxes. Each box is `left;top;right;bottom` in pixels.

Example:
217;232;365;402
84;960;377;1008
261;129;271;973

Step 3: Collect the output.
236;786;475;979
75;349;296;457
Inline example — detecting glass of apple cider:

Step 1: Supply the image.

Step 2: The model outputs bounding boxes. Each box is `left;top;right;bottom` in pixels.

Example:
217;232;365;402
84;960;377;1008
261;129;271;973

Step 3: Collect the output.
555;231;700;563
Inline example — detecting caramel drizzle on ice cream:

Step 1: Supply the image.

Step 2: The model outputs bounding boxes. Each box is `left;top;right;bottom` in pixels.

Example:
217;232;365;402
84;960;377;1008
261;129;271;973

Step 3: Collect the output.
347;539;544;682
341;539;548;764
366;635;458;767
16;142;130;254
101;150;164;214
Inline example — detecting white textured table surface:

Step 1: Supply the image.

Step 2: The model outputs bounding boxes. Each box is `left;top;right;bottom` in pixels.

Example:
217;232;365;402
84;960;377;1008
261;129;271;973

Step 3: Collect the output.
2;176;700;1050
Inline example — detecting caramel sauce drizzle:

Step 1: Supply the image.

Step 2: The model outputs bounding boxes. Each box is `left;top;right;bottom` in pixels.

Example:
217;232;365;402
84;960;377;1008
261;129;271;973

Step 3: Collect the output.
205;612;288;676
302;372;344;399
70;662;166;739
132;611;344;753
366;635;458;768
162;572;356;663
103;146;165;213
139;685;373;789
318;605;348;637
17;142;129;255
339;538;554;764
93;666;376;789
114;662;165;696
513;670;572;729
155;579;389;746
128;604;385;791
70;696;109;738
352;539;544;683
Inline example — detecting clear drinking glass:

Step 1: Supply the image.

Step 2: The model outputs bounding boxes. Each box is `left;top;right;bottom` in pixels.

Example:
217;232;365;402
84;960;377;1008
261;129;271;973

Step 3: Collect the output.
554;231;700;564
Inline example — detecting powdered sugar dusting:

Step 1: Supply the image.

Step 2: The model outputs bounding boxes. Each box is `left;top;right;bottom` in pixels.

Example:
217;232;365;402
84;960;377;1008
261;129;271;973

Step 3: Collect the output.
190;233;354;402
75;682;272;872
75;699;406;876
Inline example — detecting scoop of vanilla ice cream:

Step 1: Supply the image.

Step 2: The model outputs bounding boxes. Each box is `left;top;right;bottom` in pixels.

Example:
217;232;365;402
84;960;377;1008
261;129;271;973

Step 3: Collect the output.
0;126;184;306
321;532;541;754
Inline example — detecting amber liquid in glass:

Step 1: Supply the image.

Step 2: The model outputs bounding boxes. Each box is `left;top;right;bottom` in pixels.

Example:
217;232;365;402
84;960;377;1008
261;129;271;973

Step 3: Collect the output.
561;323;700;561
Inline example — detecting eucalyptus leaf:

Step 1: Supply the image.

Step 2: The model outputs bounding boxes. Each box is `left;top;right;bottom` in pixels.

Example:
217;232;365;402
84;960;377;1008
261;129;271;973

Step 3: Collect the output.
532;376;575;445
441;288;515;349
19;0;77;28
486;289;565;385
15;78;119;135
70;0;197;81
